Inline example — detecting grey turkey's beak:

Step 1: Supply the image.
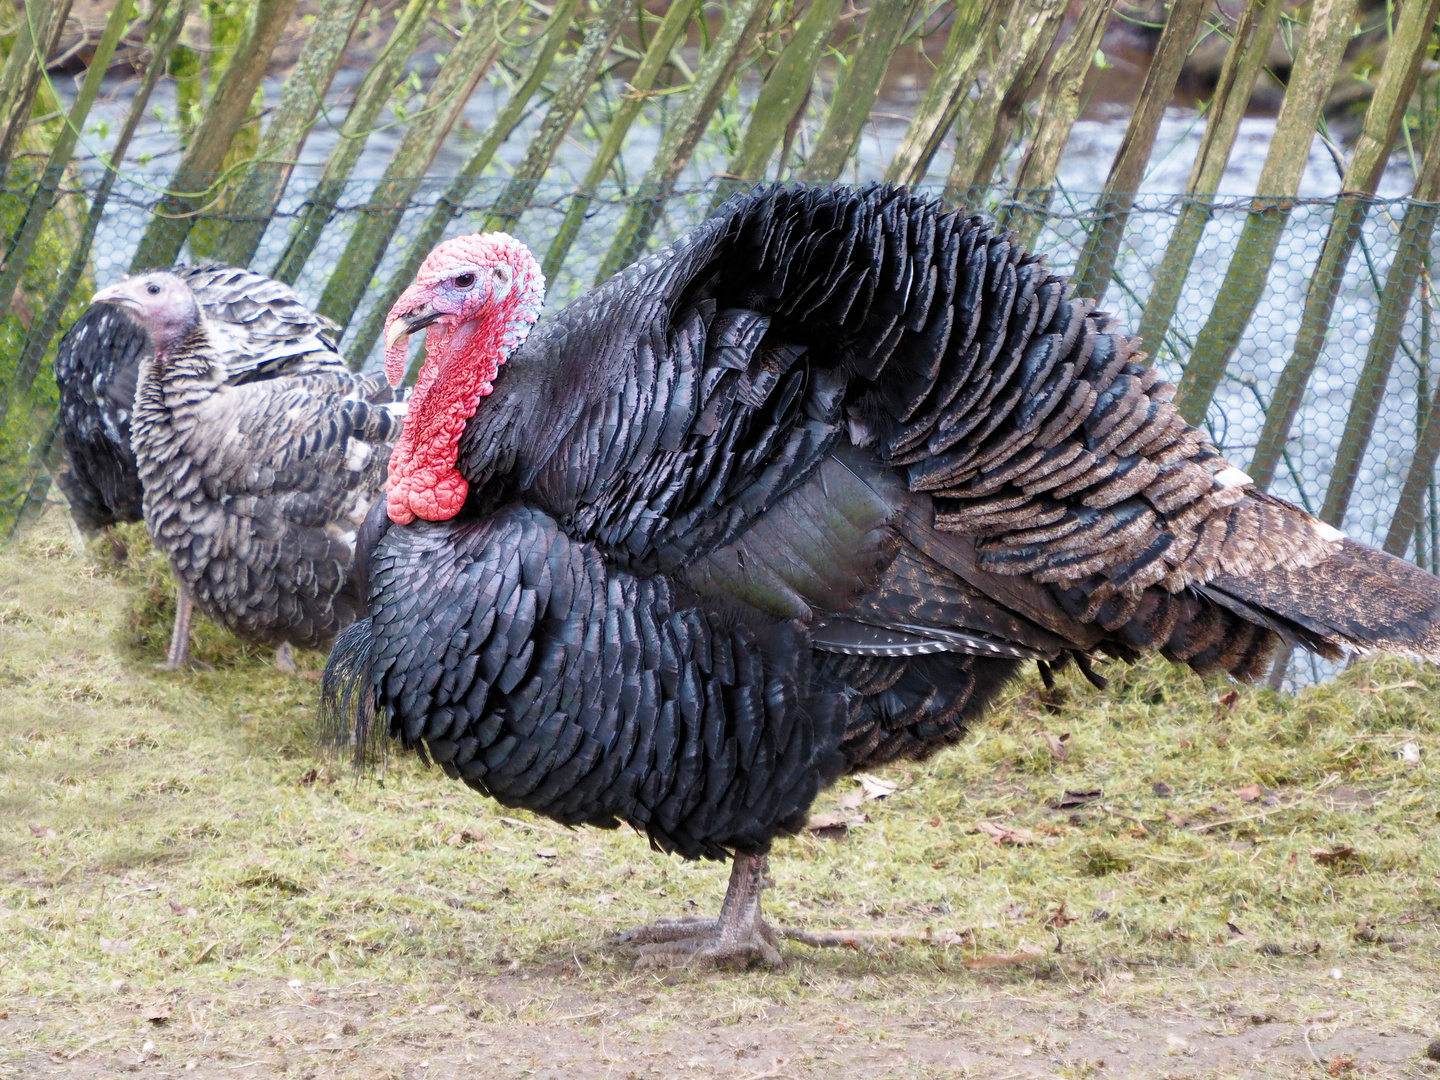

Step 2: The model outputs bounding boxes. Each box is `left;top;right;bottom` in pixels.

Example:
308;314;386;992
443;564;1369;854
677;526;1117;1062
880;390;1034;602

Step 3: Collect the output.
91;283;140;314
385;306;444;347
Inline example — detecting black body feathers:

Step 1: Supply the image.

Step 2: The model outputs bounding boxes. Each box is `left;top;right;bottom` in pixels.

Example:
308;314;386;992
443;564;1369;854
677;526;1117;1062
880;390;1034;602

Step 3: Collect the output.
327;185;1440;861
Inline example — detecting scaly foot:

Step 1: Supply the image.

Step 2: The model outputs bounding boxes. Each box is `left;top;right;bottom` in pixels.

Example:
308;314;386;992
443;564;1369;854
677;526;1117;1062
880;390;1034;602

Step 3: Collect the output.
618;913;785;970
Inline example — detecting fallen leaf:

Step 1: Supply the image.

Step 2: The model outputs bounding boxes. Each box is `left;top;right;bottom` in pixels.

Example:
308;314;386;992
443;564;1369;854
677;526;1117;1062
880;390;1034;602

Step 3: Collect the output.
444;829;486;848
854;773;898;801
145;1005;171;1025
805;812;851;840
837;789;864;811
929;927;973;945
1047;788;1102;809
1215;689;1240;713
1041;732;1071;760
534;848;558;860
297;769;318;786
1237;783;1269;803
1045;903;1077;929
973;821;1042;846
1312;846;1358;866
27;823;55;839
961;942;1046;969
1400;741;1421;764
1151;781;1173;797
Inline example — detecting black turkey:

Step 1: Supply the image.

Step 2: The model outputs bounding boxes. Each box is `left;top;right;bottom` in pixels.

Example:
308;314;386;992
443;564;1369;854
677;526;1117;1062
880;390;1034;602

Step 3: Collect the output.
324;185;1440;968
90;271;406;670
57;265;353;668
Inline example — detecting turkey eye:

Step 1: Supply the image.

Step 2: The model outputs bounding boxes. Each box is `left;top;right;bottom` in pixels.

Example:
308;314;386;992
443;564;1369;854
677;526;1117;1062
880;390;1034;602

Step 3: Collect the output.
146;283;160;295
453;273;476;289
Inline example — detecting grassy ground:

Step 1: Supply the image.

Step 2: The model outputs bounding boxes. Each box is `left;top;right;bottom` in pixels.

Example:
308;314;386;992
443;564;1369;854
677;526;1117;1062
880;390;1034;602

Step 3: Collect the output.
2;507;1439;1080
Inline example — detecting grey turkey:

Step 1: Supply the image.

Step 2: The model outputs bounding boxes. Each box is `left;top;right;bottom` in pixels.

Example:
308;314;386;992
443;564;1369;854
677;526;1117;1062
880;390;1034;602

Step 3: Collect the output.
89;270;406;670
323;184;1440;968
57;265;355;668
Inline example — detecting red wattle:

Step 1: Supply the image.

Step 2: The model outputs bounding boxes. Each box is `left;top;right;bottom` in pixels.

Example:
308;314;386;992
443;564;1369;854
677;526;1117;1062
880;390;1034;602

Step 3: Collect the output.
385;309;505;524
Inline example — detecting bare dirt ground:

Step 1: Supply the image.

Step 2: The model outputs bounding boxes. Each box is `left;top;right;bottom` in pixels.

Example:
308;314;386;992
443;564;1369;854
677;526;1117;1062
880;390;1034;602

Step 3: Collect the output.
3;514;1439;1080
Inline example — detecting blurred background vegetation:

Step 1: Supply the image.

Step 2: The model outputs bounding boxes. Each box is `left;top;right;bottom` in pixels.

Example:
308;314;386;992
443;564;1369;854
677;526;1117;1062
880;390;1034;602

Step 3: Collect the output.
5;0;1440;694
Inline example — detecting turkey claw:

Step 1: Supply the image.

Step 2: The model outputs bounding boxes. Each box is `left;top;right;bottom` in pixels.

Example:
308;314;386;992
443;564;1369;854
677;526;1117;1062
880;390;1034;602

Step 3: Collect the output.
616;916;786;970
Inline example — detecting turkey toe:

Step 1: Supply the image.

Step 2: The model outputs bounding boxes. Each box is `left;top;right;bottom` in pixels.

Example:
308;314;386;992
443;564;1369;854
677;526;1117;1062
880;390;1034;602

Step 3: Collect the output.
624;918;786;971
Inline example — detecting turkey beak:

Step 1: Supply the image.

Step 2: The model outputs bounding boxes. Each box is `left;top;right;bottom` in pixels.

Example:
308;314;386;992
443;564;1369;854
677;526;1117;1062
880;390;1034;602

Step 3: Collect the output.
385;306;444;348
91;283;140;314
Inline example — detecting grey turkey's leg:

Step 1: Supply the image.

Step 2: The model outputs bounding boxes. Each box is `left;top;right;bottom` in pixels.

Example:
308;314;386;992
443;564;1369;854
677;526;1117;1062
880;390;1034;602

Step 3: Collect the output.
274;641;297;673
619;851;785;969
158;583;194;670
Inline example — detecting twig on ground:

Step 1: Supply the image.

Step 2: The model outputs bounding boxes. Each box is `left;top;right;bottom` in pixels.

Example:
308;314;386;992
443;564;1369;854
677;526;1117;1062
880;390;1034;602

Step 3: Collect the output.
66;1033;119;1059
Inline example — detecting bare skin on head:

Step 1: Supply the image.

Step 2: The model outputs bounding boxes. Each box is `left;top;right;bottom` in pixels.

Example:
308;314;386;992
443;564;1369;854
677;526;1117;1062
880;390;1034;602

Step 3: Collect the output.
380;233;544;525
91;272;202;354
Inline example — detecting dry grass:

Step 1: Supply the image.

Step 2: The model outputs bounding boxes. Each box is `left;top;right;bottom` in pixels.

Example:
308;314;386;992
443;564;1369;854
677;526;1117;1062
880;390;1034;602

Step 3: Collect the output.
2;507;1438;1079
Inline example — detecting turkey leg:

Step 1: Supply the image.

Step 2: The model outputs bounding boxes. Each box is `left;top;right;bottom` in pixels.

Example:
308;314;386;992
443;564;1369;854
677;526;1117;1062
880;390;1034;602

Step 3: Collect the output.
618;851;786;969
157;584;195;670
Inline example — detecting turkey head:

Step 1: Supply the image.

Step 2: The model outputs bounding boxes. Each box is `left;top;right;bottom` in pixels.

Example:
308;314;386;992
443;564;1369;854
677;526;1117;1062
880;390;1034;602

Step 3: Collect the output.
382;233;545;525
92;272;203;358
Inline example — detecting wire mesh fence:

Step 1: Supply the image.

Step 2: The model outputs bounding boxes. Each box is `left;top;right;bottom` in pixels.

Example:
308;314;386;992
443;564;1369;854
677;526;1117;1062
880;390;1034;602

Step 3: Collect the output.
3;174;1439;684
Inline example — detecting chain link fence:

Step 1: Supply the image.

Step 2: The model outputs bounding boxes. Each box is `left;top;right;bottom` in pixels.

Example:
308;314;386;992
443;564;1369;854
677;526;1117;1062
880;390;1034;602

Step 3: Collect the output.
4;175;1438;684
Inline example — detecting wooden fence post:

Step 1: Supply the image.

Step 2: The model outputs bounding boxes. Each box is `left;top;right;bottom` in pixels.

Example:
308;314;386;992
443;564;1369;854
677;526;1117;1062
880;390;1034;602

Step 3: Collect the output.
885;0;1002;187
0;0;74;188
317;0;533;330
712;0;844;205
271;0;437;285
1071;0;1211;302
130;0;302;271
1136;0;1284;363
12;0;191;401
1170;0;1358;426
485;0;632;232
942;0;1067;207
799;0;924;181
1327;122;1440;534
541;0;695;282
0;0;132;318
209;0;370;268
343;0;580;367
597;0;770;282
1249;0;1440;489
1004;0;1116;246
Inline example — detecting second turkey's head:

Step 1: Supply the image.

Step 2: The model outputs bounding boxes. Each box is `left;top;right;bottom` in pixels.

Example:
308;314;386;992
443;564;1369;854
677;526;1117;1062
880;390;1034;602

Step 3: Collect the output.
383;233;545;524
91;272;200;356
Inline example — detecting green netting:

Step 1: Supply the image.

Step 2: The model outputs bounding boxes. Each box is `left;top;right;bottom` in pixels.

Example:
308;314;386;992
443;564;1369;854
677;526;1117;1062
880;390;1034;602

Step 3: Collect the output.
3;176;1438;685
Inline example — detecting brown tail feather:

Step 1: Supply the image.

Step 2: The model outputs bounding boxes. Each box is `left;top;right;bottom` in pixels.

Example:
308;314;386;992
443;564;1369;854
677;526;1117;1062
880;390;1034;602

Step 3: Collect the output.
1207;539;1440;664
